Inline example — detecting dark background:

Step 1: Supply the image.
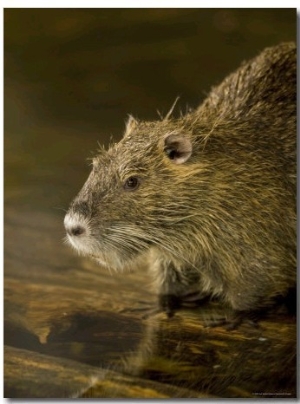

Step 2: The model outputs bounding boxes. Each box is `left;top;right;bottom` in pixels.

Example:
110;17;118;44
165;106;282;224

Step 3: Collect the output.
4;8;296;212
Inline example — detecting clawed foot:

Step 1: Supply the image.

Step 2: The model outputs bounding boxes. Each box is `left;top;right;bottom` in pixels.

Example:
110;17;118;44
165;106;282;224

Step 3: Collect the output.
204;310;262;331
204;289;297;331
125;291;208;319
159;291;210;318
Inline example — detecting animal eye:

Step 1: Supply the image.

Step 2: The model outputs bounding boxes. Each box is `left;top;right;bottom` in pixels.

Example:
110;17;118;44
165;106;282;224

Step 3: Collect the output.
124;176;140;191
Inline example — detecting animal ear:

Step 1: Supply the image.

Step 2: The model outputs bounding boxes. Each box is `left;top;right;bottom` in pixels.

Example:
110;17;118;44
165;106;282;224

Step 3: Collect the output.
124;115;138;137
163;133;192;164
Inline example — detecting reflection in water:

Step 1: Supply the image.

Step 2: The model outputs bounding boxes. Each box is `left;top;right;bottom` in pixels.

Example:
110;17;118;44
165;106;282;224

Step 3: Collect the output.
5;310;143;369
46;311;143;368
80;305;296;399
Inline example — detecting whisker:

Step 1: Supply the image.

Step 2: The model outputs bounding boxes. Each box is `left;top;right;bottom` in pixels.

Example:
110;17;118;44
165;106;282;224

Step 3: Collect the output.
163;96;180;121
107;224;200;272
53;206;68;213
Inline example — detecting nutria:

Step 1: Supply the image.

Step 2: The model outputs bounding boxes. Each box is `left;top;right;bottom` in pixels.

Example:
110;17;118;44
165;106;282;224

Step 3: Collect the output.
64;42;296;326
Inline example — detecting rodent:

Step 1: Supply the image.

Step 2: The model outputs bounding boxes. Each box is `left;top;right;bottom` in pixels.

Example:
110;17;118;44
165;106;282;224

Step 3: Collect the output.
64;42;296;326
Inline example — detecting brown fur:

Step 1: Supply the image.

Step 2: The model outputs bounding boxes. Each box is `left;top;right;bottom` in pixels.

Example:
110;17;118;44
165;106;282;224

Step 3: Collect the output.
65;42;296;315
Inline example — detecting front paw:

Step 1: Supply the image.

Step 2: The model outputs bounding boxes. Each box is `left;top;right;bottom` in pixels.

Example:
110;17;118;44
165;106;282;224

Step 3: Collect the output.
159;290;210;318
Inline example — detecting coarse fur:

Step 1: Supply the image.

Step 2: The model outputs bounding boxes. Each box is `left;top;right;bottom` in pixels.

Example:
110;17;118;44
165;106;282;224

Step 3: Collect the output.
64;42;296;317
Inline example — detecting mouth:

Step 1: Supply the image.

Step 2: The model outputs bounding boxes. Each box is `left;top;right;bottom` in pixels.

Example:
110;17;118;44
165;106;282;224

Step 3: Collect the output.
65;234;136;270
65;220;152;271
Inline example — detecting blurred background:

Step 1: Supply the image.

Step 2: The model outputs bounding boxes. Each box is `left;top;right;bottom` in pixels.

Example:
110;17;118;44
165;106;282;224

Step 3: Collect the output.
4;8;296;212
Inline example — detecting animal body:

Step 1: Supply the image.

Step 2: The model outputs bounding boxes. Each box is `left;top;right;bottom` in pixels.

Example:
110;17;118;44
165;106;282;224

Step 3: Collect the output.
64;42;296;325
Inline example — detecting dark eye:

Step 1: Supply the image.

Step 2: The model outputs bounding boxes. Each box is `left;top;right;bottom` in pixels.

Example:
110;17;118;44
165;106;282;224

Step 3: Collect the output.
124;176;140;191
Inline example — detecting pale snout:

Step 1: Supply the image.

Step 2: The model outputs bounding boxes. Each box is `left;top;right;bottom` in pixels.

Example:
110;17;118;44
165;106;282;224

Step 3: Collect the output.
64;201;93;252
64;212;86;238
64;199;91;237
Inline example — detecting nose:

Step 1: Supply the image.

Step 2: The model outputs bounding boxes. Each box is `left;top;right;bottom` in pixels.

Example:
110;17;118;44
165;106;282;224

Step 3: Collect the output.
66;224;85;237
64;213;86;237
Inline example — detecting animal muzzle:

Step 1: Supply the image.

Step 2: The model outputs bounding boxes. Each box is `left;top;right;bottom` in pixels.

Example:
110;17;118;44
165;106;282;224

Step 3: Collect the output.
63;203;93;254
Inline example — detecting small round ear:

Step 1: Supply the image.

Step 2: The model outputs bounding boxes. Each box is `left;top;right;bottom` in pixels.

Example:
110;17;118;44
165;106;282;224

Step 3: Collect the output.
163;133;192;164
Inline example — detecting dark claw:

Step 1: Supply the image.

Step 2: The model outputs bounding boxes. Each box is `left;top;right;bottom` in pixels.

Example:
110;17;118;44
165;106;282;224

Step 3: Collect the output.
159;294;182;318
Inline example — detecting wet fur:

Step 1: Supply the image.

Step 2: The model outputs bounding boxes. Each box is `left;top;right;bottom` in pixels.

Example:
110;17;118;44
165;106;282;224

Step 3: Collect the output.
66;43;296;316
